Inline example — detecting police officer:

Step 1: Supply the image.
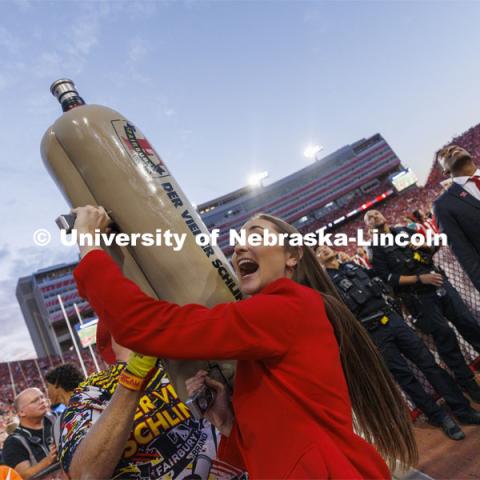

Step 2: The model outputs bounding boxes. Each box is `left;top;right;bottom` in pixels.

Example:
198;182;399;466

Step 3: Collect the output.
364;209;480;403
316;245;480;440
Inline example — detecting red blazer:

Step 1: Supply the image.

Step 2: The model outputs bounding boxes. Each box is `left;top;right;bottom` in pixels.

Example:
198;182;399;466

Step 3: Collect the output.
75;250;390;479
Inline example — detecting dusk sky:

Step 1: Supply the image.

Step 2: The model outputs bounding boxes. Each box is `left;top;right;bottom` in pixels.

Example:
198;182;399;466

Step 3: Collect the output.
1;0;480;360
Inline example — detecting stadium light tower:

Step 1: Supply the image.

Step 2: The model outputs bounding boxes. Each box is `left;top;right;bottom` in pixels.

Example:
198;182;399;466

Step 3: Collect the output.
303;144;323;161
248;171;269;187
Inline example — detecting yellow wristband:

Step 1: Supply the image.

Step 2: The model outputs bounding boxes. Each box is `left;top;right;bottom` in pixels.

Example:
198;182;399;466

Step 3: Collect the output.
118;370;144;391
125;353;158;378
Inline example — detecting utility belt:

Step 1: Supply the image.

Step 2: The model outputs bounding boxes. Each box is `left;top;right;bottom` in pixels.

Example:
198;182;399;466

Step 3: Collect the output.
403;252;445;277
359;309;391;332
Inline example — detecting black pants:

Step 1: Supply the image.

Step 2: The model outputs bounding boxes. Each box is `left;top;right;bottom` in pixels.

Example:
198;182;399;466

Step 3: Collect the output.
406;279;480;385
369;312;471;422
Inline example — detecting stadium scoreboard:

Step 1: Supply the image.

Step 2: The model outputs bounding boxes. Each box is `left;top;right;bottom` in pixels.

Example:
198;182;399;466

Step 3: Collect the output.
390;169;417;192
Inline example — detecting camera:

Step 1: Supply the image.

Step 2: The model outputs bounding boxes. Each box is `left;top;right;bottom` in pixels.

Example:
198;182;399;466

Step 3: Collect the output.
185;386;215;420
185;365;230;420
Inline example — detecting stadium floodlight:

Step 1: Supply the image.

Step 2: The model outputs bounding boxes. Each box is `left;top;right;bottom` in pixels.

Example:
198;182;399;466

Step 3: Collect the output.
303;144;323;160
248;171;269;187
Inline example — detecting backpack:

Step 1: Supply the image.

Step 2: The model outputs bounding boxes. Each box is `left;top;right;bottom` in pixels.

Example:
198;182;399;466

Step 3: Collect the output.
11;413;56;466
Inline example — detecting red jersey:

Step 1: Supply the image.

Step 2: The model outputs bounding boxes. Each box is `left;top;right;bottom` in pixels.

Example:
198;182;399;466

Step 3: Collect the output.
74;250;390;479
424;217;440;235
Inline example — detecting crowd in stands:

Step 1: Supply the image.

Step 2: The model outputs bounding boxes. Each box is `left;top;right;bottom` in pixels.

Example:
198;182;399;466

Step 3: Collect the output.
328;185;443;255
297;182;394;237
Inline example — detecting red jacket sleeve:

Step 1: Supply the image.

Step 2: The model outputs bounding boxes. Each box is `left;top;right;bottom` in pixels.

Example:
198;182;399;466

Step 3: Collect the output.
74;250;301;360
218;424;246;470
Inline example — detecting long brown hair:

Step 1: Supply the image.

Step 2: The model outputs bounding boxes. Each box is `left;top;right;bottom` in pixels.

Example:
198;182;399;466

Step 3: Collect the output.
254;213;418;471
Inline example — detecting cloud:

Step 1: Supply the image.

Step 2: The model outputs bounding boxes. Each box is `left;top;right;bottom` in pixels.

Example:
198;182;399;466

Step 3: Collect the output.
0;329;36;362
123;36;154;85
0;278;35;362
12;0;32;13
150;94;178;120
302;6;325;25
67;20;99;57
30;51;65;80
9;245;77;280
0;73;8;91
0;244;78;361
0;30;22;90
129;1;160;18
26;2;116;80
23;88;58;116
0;245;10;261
0;27;22;55
128;37;149;63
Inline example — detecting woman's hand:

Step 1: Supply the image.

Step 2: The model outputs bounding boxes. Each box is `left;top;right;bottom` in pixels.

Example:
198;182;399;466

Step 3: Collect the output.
186;370;234;437
72;205;111;235
72;205;112;258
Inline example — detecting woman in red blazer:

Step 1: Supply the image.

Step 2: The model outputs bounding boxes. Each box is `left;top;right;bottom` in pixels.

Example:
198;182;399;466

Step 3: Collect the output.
72;207;417;479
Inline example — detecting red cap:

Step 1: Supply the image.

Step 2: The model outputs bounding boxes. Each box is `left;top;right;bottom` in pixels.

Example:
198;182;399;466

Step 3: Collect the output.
96;320;116;364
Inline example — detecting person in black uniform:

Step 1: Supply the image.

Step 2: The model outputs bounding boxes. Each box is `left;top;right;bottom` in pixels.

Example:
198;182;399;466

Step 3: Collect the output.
364;209;480;403
316;245;480;439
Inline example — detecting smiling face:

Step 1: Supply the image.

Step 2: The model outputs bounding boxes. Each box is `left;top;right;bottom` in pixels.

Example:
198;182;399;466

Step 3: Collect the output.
232;218;300;295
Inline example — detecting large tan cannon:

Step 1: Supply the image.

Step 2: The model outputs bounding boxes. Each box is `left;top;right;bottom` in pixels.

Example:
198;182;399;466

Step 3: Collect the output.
41;79;239;402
